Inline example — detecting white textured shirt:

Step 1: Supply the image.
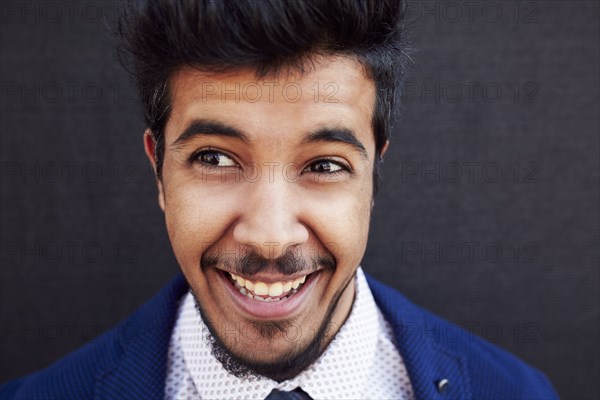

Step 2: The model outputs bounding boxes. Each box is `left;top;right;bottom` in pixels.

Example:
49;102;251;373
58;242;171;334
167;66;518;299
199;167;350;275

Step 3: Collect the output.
165;267;414;400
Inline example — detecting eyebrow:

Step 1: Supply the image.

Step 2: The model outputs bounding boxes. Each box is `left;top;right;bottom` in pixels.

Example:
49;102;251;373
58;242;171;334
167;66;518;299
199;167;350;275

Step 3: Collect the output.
303;127;368;160
172;119;368;160
172;119;250;147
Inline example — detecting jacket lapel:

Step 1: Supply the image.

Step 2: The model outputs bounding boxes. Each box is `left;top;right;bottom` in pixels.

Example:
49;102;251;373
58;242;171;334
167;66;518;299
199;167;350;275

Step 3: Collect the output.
366;274;473;400
94;275;189;400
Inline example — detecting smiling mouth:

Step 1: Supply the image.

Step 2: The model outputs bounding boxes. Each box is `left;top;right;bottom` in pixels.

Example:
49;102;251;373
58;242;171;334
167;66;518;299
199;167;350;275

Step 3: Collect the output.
227;272;309;302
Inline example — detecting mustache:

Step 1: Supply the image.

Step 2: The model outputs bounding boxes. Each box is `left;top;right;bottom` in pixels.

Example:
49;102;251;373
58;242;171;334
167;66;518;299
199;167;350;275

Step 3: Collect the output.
201;244;336;276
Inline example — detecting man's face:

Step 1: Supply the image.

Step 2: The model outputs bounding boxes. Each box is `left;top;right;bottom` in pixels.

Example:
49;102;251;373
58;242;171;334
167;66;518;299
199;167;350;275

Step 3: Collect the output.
145;56;383;379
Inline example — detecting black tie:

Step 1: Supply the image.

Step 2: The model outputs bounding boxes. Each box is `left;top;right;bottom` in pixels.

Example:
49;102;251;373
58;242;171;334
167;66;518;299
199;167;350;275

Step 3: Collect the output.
264;387;312;400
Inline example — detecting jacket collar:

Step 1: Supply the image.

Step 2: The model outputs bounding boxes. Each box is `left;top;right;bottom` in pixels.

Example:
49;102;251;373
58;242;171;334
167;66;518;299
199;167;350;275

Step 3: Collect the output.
95;273;471;400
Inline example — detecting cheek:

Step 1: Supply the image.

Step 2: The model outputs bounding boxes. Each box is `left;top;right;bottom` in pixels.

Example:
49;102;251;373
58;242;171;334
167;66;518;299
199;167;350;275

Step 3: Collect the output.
306;187;372;265
162;177;239;268
338;207;370;266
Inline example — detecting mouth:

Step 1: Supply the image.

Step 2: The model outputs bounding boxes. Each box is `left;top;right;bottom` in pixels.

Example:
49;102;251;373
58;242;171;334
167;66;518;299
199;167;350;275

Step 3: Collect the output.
217;268;321;319
228;272;308;301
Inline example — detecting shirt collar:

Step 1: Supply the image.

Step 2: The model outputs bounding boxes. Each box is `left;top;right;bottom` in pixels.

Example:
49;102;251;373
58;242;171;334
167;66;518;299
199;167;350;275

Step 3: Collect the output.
175;266;381;400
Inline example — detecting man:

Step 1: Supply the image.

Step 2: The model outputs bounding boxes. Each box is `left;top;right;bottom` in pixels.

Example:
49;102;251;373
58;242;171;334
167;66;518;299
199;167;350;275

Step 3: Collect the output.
0;0;558;399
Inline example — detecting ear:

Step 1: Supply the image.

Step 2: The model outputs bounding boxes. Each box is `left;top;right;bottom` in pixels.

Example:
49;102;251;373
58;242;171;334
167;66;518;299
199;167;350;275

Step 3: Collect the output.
372;140;390;209
143;129;165;212
380;139;390;159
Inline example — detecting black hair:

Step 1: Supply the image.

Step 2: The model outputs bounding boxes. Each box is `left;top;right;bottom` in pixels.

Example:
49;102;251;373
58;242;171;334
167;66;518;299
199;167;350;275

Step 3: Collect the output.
118;0;412;195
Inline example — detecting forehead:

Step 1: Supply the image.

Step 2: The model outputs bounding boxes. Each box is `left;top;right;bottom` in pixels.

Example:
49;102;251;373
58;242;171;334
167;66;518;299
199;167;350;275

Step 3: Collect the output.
165;56;377;151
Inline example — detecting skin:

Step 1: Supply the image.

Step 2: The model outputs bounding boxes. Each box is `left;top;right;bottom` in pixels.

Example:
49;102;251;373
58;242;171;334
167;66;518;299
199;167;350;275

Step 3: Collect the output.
144;55;389;379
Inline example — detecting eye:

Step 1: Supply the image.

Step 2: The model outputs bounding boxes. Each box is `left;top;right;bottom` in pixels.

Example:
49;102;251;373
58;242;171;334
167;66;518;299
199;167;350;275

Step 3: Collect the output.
193;149;237;167
303;158;349;174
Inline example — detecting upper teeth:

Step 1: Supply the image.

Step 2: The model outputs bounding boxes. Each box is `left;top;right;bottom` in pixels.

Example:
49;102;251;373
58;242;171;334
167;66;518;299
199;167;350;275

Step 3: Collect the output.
230;273;306;297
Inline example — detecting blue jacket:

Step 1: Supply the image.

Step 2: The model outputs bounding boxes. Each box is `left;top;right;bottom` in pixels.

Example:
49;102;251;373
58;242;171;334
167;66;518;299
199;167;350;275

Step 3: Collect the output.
0;274;558;399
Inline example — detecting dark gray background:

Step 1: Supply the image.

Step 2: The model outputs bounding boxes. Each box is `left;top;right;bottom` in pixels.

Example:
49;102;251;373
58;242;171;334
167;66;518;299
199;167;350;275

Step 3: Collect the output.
1;1;598;399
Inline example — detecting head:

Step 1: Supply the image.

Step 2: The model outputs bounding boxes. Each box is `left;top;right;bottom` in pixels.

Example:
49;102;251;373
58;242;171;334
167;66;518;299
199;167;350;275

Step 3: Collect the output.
119;0;410;382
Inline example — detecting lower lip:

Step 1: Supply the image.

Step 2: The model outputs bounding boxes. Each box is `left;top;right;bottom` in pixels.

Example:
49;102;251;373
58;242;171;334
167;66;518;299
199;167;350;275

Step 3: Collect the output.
218;270;321;320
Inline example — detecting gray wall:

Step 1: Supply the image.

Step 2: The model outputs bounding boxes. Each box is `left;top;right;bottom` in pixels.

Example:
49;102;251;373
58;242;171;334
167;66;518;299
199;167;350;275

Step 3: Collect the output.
1;1;598;399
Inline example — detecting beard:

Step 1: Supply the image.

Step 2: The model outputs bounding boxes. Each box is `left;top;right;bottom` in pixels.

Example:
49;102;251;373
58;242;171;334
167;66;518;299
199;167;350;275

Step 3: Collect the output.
190;278;353;382
190;243;354;382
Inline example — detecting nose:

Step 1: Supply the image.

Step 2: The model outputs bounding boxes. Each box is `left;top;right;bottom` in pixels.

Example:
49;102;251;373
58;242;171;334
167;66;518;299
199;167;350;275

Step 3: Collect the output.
233;171;309;260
